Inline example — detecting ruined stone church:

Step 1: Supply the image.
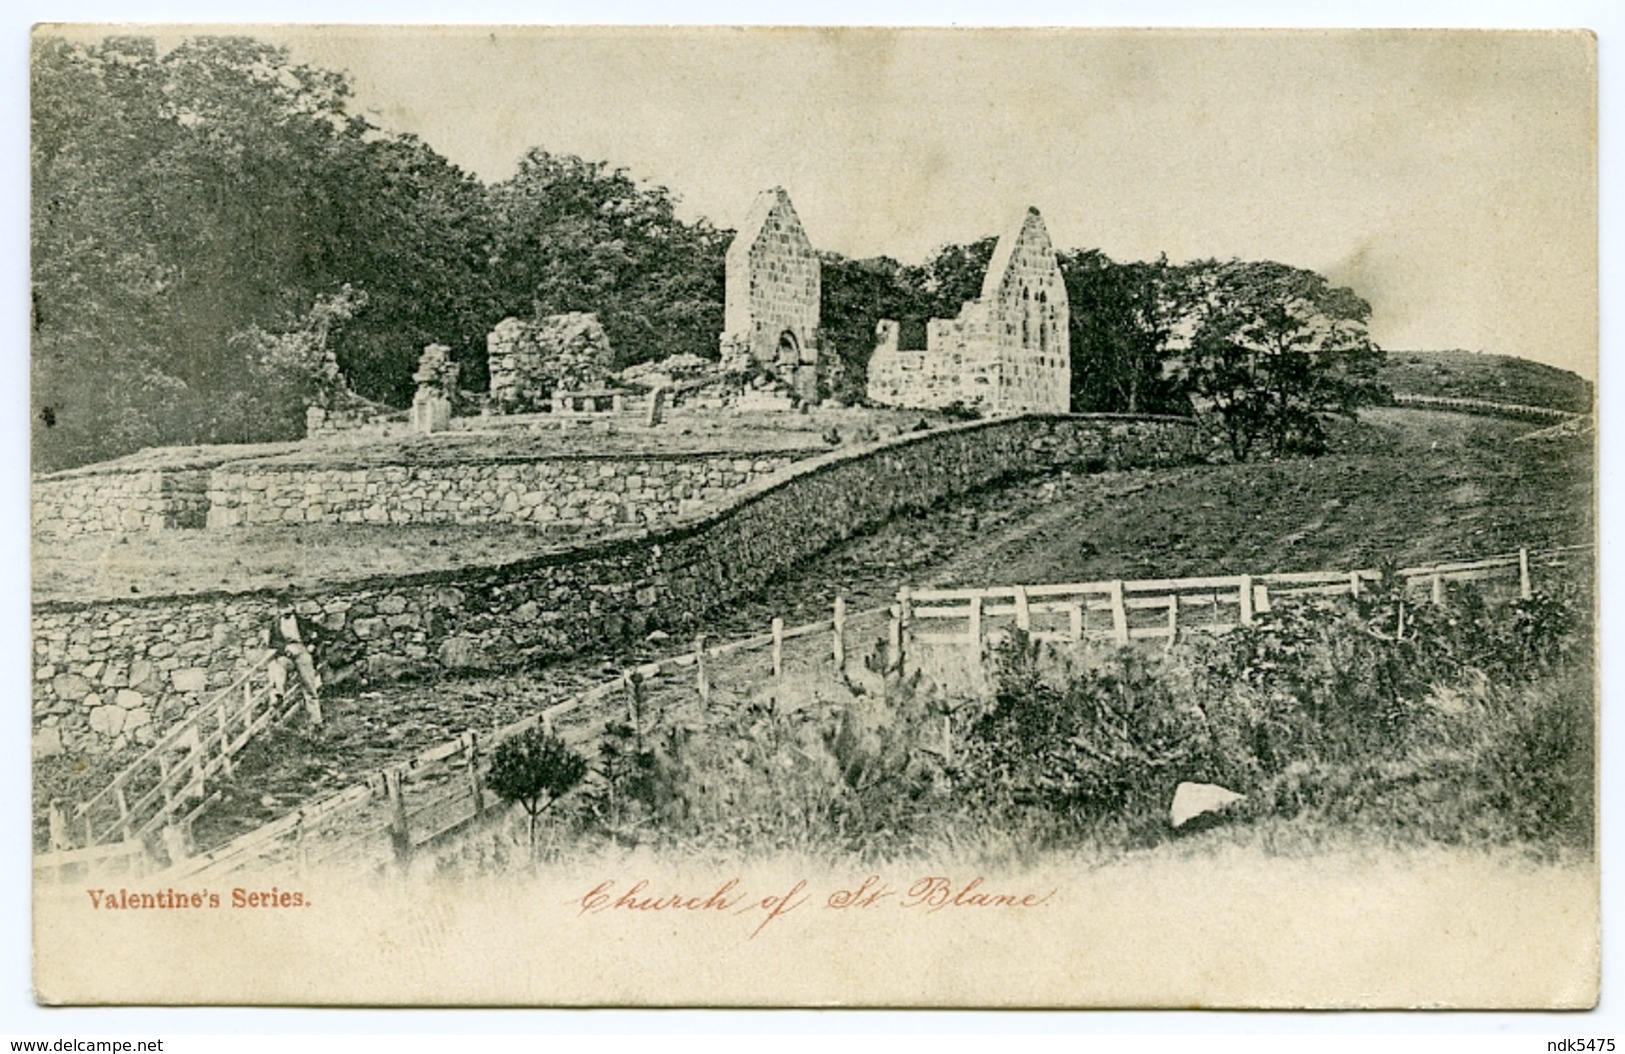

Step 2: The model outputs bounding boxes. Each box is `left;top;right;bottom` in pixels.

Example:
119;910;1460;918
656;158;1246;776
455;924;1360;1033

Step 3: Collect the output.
867;207;1071;415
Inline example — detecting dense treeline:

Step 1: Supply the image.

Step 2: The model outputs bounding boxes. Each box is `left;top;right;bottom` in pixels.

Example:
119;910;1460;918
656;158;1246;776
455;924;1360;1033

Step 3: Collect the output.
32;36;726;471
33;34;1383;472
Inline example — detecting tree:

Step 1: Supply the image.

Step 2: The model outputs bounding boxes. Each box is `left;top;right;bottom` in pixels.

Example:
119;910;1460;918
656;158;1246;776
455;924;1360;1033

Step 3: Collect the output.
816;253;928;403
918;236;997;318
230;284;370;425
485;727;588;849
31;33;498;469
1177;260;1385;460
487;150;727;371
1059;250;1190;416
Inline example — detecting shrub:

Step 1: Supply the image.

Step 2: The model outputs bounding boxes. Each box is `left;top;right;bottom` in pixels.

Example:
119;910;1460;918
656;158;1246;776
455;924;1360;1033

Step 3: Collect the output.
485;727;588;848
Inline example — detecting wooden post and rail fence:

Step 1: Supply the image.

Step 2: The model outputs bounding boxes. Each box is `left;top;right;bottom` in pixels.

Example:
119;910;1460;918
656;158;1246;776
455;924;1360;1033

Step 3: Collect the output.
135;599;893;883
899;545;1589;655
34;650;319;879
55;543;1588;883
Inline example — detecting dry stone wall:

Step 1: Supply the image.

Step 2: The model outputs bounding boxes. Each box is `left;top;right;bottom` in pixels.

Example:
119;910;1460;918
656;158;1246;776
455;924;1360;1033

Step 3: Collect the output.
203;452;803;531
32;468;208;538
34;414;1196;760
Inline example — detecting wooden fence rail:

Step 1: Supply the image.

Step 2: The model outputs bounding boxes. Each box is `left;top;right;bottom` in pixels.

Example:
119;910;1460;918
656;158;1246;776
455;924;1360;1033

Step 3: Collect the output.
1391;393;1583;423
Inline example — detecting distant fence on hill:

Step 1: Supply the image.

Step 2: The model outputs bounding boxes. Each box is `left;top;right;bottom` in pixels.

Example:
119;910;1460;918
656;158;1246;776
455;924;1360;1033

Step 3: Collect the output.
1390;393;1582;424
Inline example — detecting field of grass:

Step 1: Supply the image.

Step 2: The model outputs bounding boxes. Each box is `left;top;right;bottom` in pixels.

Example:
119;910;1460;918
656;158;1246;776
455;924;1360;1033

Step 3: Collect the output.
36;403;951;479
1377;349;1593;412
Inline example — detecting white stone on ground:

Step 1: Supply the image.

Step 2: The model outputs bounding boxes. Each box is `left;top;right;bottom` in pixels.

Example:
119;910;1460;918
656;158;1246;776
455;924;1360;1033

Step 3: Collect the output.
1170;781;1244;828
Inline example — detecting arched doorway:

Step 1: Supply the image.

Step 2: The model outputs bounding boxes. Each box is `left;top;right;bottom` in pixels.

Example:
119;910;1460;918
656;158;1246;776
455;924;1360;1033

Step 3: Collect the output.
776;330;800;367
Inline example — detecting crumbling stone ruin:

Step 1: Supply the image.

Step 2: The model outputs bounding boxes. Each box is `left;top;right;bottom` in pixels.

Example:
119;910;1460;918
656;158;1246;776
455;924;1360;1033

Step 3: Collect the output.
486;312;615;414
411;344;460;434
719;187;822;405
300;335;391;437
868;207;1071;415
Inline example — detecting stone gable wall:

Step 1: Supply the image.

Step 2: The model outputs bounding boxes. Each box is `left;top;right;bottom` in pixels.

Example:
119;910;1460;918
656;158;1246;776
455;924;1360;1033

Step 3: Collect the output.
867;208;1071;415
33;414;1196;760
721;188;820;371
981;211;1070;414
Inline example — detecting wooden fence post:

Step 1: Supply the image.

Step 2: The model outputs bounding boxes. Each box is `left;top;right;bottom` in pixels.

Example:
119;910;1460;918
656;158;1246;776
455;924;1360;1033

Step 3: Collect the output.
466;732;486;819
386;768;412;865
1519;548;1532;600
1013;585;1031;633
1253;582;1272;615
1067;601;1083;643
771;617;785;679
185;725;206;802
1238;574;1255;625
1431;571;1445;606
115;786;133;843
1109;581;1129;644
1166;594;1180;647
294;813;310;877
48;799;72;852
694;634;710;705
887;604;903;672
217;703;234;776
161;819;193;865
832;596;847;673
158;752;174;813
969;594;985;660
1349;570;1363;598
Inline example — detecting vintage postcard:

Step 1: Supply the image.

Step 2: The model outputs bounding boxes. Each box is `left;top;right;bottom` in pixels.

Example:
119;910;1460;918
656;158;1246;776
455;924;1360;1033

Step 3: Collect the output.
29;25;1599;1007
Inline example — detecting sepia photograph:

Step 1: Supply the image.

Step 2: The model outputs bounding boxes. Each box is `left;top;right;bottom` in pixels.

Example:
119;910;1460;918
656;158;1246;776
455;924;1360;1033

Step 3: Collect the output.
26;22;1600;1009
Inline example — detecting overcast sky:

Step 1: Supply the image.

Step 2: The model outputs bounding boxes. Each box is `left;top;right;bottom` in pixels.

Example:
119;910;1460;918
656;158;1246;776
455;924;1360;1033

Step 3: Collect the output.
278;27;1597;379
54;25;1600;378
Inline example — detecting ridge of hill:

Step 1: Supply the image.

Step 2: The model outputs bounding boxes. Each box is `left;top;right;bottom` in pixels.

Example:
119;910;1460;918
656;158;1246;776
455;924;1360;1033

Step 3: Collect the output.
1378;350;1593;413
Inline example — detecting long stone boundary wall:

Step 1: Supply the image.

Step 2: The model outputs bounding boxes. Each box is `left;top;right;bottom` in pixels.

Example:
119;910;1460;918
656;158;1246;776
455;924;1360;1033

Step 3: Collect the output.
34;450;806;538
203;452;803;531
32;414;1196;760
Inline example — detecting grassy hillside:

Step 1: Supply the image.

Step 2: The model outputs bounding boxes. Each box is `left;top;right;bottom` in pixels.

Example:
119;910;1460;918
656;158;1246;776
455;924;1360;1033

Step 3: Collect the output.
1378;350;1593;412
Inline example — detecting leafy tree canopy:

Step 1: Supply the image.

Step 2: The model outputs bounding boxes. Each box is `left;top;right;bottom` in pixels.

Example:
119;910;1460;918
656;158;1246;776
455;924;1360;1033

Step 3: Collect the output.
1178;259;1386;460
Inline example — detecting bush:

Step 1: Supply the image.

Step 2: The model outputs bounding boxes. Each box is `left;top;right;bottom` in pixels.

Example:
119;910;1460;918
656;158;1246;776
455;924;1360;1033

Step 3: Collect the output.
466;579;1592;867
